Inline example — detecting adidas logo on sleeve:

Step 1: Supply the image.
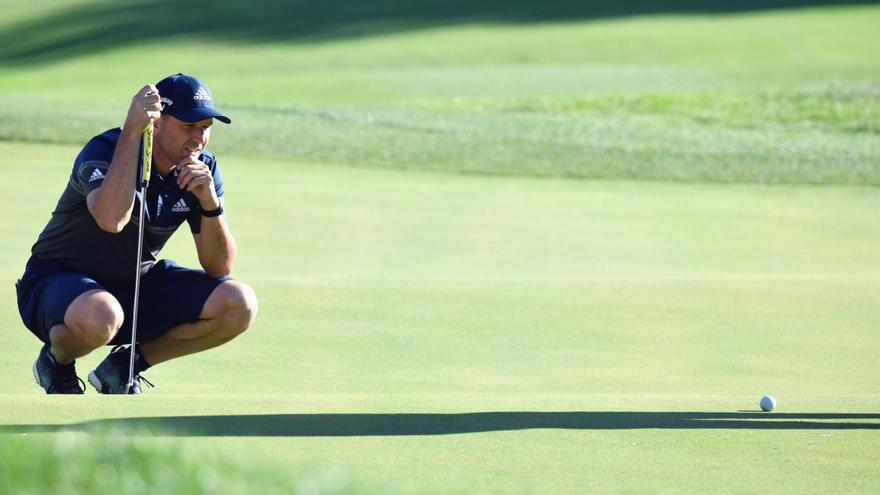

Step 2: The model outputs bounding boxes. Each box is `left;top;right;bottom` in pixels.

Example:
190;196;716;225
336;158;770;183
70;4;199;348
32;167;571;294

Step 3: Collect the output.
88;169;106;182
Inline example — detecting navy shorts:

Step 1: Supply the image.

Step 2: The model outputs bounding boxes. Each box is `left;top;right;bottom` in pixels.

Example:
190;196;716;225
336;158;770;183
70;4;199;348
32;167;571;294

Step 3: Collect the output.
15;255;231;345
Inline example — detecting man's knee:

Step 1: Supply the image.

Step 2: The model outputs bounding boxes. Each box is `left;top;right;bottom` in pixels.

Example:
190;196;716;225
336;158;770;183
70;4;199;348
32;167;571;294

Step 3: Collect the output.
64;290;124;347
213;281;258;336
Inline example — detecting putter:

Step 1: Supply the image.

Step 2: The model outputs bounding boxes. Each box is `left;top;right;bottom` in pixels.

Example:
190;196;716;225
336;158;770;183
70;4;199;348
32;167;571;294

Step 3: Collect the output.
125;120;153;394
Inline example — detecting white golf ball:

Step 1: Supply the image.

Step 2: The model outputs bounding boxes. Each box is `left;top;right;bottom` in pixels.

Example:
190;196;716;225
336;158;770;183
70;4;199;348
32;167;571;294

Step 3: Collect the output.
760;395;777;412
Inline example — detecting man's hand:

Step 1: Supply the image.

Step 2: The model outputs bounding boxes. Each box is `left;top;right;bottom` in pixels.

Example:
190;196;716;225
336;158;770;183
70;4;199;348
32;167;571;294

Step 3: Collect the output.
176;156;219;210
88;84;161;233
124;85;162;135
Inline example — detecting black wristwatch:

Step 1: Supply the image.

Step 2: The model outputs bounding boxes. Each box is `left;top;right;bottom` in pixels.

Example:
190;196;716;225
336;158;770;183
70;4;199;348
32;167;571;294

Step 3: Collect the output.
201;201;224;217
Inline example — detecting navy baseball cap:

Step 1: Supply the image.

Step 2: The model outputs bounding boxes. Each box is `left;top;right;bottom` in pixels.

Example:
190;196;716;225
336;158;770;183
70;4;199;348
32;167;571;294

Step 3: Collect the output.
156;73;231;124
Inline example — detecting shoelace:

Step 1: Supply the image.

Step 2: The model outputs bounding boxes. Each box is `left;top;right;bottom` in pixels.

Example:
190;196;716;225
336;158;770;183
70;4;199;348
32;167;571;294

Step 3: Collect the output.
135;374;155;388
47;374;86;394
109;344;128;355
109;345;155;390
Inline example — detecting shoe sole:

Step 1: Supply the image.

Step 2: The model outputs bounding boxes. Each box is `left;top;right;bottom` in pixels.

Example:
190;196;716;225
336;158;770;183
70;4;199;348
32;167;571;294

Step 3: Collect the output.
87;371;140;395
87;370;107;394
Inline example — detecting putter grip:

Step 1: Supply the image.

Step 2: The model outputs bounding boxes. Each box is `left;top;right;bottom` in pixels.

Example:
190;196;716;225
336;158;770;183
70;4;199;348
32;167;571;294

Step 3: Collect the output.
141;123;153;185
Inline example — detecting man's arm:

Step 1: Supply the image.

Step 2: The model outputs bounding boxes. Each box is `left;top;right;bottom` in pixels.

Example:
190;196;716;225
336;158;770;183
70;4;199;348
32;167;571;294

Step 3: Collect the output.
177;156;237;277
87;85;161;233
192;211;237;278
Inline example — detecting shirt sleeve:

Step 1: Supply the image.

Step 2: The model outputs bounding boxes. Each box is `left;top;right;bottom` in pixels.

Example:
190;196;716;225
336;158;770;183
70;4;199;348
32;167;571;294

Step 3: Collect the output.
72;136;115;196
187;155;225;234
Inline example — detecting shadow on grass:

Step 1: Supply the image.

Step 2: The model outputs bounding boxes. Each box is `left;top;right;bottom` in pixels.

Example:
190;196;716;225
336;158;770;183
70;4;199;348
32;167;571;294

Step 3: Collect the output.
2;412;879;436
1;0;875;65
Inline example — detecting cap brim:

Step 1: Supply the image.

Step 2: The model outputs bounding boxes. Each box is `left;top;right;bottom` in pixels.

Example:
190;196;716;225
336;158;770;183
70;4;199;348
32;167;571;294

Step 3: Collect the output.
169;107;231;124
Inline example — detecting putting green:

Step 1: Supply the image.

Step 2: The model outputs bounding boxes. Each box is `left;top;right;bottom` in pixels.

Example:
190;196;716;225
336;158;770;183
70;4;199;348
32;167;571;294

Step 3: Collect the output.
1;142;878;493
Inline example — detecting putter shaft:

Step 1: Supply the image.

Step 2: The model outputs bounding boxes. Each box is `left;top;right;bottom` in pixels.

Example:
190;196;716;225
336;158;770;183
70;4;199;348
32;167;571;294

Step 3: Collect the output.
125;122;153;394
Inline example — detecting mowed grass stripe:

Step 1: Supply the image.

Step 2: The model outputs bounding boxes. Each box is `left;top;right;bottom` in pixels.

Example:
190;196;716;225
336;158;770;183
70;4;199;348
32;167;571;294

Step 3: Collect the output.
2;90;877;184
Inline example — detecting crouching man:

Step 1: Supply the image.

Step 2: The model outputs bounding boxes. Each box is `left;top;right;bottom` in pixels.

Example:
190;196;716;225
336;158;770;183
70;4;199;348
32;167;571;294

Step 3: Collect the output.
15;73;258;394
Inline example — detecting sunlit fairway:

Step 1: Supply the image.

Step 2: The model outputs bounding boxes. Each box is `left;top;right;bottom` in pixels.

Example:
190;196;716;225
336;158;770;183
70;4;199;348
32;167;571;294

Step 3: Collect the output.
1;1;878;493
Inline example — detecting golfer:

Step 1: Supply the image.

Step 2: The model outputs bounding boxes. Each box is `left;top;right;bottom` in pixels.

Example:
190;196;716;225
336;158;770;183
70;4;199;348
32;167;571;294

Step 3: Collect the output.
15;73;258;394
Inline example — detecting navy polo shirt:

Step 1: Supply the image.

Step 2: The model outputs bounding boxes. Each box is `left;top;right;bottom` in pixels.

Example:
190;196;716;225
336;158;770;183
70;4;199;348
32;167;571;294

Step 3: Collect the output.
31;128;224;282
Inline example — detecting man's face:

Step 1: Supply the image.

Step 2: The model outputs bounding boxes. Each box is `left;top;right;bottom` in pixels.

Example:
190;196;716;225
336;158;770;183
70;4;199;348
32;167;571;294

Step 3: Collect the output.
154;114;213;165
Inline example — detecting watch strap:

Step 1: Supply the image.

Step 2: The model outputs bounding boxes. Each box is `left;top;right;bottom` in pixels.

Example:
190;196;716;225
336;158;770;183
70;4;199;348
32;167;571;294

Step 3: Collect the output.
201;203;224;217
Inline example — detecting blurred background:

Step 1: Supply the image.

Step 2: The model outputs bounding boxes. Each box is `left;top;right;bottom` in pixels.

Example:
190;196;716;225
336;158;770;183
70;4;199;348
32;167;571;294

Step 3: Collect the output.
1;0;877;183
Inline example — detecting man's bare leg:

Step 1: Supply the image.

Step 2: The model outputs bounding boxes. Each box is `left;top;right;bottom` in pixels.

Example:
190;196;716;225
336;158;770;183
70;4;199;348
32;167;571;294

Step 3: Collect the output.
34;289;124;393
49;289;124;364
137;280;258;366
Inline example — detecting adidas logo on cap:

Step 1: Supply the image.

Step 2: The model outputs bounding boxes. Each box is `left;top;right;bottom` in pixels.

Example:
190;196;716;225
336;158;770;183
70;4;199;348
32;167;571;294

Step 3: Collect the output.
193;87;211;101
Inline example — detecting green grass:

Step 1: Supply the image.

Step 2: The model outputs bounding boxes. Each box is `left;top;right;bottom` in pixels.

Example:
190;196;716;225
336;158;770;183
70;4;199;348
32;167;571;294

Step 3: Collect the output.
1;142;879;493
1;2;880;493
0;430;370;495
0;2;878;183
